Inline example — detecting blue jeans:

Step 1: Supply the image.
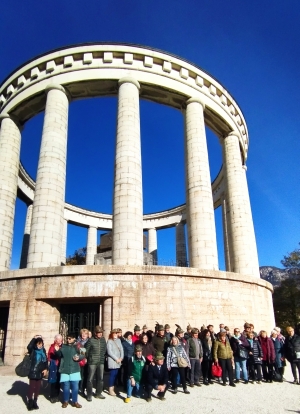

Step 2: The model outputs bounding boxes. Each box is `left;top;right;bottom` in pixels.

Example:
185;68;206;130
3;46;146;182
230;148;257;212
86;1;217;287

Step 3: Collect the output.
127;379;141;398
62;381;79;403
109;368;119;387
235;357;248;380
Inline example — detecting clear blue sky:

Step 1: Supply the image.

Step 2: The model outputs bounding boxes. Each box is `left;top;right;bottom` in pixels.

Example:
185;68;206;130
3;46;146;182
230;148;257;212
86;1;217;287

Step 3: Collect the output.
0;0;299;270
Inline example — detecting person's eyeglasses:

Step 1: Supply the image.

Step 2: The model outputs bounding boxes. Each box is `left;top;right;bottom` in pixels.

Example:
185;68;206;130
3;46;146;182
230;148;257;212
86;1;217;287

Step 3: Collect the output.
234;331;239;333
67;337;73;340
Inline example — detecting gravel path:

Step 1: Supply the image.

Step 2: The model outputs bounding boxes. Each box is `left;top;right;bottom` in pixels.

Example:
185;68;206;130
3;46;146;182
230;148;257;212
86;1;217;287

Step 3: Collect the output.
0;364;299;414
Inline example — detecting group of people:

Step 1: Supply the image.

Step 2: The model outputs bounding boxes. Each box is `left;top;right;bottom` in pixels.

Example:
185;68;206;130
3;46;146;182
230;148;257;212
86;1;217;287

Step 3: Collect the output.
25;321;300;409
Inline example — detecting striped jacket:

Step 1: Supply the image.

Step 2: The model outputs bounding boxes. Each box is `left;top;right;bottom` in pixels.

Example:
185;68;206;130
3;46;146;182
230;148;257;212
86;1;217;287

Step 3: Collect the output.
166;344;190;369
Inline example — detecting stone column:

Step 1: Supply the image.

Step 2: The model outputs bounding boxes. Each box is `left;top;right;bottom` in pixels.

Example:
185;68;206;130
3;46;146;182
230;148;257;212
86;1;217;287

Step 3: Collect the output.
222;131;260;277
103;297;112;338
112;77;143;265
86;226;97;265
176;222;187;267
20;204;33;269
148;228;157;265
0;114;21;271
221;195;231;272
27;84;69;268
61;219;68;265
185;98;218;269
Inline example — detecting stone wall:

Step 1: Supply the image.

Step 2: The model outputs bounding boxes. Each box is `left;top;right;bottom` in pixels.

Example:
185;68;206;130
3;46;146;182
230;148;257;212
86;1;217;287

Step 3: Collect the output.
0;265;274;366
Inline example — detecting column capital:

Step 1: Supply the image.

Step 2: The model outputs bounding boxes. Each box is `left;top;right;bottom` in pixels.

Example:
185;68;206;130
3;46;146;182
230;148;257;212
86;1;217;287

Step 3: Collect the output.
186;97;205;109
45;83;67;95
0;112;21;128
226;130;240;139
118;77;140;90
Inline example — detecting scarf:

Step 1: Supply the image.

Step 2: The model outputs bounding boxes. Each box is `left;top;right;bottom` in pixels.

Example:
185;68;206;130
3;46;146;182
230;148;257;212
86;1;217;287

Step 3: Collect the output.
126;339;133;345
247;338;253;347
35;348;46;363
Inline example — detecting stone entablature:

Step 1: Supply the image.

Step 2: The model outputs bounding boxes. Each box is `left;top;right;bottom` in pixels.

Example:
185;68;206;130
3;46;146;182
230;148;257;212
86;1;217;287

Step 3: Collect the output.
0;43;248;159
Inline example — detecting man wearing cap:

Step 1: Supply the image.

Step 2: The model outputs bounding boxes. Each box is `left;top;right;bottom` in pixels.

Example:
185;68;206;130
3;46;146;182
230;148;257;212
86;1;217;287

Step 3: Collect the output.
184;324;192;340
164;324;173;342
188;328;203;387
146;352;168;401
142;325;148;334
124;345;146;403
85;326;107;401
152;325;168;356
132;325;141;344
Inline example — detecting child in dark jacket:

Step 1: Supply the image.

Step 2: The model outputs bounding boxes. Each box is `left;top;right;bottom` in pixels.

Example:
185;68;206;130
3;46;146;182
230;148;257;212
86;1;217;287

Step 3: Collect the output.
27;336;48;410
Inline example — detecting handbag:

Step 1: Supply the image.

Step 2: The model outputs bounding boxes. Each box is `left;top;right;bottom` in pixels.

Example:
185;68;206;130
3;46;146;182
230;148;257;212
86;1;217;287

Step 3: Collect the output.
79;358;87;367
211;363;222;377
15;353;31;377
238;345;249;359
173;347;188;368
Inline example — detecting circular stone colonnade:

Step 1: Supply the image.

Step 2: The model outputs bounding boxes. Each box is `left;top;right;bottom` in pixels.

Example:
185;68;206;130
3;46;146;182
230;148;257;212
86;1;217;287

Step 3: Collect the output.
0;43;274;365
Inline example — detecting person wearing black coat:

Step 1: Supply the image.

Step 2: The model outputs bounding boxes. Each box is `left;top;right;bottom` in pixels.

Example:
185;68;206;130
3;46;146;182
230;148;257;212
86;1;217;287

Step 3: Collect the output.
246;332;263;383
283;326;300;384
145;352;168;402
121;331;135;391
200;329;213;385
27;336;48;411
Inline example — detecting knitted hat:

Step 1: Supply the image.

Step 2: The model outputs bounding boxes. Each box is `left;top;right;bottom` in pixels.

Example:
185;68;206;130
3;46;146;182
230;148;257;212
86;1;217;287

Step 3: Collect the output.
94;325;104;333
155;352;165;360
134;324;141;331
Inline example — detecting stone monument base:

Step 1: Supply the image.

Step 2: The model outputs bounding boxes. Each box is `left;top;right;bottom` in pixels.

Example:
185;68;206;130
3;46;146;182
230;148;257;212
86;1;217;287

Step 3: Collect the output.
0;265;274;366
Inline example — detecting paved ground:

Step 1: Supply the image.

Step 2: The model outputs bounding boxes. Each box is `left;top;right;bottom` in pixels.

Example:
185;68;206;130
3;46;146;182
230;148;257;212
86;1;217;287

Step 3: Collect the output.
0;365;299;414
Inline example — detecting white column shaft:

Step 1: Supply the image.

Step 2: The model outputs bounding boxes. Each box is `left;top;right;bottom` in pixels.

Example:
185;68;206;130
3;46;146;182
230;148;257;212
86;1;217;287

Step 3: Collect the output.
27;86;68;268
86;226;97;265
61;219;68;265
176;222;187;266
223;132;259;277
20;204;33;269
185;98;218;269
112;78;143;265
0;115;21;271
221;195;231;271
148;228;157;264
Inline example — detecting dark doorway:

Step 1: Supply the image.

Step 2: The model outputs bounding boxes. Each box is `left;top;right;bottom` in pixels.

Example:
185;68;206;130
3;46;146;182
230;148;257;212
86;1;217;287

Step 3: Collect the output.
59;303;100;342
0;306;9;365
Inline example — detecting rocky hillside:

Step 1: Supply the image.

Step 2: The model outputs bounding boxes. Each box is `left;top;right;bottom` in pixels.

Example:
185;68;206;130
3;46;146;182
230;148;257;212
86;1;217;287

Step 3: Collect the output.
259;266;298;287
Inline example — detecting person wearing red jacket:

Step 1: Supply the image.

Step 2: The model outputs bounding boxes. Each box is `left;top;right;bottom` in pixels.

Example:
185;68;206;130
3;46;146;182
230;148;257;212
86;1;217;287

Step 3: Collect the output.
132;325;141;343
258;330;275;382
48;334;63;403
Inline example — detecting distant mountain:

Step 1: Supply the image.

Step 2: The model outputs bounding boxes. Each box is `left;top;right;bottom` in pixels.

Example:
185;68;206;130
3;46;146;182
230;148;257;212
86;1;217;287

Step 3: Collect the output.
259;266;298;287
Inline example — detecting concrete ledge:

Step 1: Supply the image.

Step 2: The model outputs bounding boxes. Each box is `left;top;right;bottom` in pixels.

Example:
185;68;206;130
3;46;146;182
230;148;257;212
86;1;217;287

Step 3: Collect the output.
0;265;273;292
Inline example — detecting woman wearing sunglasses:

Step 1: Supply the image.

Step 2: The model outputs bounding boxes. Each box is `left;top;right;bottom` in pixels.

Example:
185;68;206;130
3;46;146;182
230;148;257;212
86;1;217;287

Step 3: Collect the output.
54;332;84;408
